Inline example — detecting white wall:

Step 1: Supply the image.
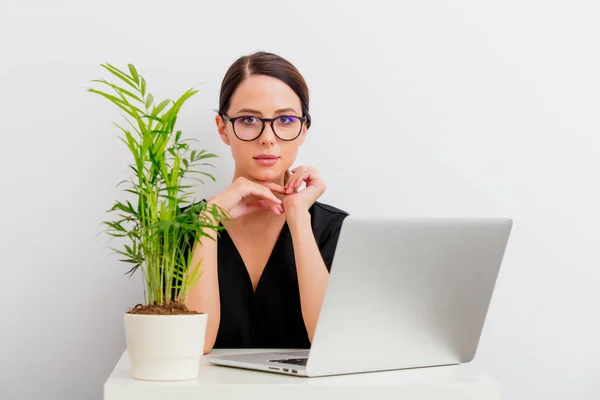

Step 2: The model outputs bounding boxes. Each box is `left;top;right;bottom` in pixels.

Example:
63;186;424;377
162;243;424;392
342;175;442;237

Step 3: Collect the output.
1;0;599;399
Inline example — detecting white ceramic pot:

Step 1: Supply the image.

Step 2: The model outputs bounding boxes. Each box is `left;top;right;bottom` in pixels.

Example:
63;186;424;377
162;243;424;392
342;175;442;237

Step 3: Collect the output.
124;313;208;381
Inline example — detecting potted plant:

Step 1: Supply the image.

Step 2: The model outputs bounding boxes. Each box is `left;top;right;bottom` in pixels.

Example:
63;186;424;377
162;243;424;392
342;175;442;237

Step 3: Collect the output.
88;63;226;381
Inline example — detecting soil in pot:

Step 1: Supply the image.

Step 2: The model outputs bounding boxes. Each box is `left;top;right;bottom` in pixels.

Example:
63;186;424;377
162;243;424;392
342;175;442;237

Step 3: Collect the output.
127;301;199;315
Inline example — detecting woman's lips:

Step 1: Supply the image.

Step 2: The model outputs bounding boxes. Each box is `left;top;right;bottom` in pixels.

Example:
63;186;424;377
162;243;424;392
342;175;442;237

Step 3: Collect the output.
254;154;279;166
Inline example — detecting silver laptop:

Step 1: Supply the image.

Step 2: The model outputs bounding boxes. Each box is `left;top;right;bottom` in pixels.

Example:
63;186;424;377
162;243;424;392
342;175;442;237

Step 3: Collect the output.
204;216;513;377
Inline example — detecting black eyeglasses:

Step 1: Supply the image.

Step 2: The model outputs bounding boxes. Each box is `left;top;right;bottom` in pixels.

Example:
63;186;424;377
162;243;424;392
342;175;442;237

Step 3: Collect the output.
220;114;308;142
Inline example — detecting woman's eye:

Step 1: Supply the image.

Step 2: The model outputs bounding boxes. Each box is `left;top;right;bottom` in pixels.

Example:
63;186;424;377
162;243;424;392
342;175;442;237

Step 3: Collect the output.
241;116;258;125
278;116;294;124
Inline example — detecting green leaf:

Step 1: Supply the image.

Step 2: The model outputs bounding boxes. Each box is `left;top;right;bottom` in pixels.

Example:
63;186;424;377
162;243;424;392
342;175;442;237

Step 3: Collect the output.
110;201;137;216
112;89;146;116
158;194;183;203
103;221;126;232
124;244;134;255
196;171;216;181
180;137;200;144
196;152;219;161
106;232;128;238
145;93;154;110
128;64;140;84
114;87;143;104
173;88;199;109
153;99;171;116
91;79;143;103
188;263;203;288
117;131;139;157
87;88;135;117
142;114;165;124
101;63;138;91
159;185;193;192
141;77;147;97
149;129;169;134
125;263;142;277
188;163;216;170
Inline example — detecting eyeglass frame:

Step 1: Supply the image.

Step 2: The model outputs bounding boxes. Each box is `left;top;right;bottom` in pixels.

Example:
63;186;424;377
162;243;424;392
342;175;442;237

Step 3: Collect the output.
219;113;309;142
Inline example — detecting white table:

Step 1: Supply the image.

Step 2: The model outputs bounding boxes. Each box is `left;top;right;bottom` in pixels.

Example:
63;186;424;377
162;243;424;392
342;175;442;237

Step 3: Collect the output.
104;349;502;400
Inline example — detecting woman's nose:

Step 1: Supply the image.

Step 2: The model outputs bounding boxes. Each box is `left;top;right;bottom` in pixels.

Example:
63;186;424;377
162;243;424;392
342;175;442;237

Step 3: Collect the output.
259;121;277;145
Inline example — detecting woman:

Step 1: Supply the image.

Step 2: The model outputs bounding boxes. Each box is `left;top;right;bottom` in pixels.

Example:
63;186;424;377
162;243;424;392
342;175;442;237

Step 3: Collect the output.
187;51;348;354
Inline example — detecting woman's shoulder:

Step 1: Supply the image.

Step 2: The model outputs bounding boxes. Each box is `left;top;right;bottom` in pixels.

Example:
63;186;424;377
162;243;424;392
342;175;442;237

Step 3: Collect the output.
310;201;349;218
308;201;349;236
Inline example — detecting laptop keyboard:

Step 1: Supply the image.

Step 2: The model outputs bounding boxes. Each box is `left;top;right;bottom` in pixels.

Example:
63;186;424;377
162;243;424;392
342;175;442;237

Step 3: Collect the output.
269;357;308;366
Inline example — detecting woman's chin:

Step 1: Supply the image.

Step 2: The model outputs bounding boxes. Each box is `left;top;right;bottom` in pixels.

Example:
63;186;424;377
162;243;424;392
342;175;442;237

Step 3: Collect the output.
248;169;283;182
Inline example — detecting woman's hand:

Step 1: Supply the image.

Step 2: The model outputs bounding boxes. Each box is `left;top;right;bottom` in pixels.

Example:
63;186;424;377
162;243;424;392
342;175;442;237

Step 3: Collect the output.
208;177;286;219
282;166;327;217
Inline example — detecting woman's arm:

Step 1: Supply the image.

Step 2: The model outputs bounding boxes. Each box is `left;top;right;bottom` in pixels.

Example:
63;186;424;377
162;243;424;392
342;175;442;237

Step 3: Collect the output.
281;166;331;342
186;210;221;355
187;180;285;354
287;210;329;342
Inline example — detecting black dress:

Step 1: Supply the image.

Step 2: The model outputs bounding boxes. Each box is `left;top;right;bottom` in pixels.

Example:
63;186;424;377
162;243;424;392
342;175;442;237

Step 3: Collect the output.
212;201;348;349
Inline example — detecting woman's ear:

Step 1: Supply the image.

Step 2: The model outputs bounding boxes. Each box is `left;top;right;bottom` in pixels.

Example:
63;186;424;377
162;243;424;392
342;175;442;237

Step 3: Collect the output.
298;123;308;146
215;114;231;146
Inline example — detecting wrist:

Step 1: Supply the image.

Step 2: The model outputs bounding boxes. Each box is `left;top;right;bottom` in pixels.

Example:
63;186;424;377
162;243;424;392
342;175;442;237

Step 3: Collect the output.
204;198;224;222
206;195;221;208
286;208;311;228
206;195;229;213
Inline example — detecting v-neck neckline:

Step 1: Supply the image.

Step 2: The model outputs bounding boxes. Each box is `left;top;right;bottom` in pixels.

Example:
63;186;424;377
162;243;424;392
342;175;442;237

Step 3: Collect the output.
221;220;289;295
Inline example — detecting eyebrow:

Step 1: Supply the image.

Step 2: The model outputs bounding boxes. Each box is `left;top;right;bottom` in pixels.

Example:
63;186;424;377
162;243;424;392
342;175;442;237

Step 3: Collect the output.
235;107;300;116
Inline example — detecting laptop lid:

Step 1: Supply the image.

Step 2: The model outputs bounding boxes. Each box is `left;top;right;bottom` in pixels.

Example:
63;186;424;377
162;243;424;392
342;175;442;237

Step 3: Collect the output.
305;216;512;377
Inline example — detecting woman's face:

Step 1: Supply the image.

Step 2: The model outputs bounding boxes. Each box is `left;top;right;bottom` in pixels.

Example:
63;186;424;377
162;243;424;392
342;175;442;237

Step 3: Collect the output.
216;74;307;183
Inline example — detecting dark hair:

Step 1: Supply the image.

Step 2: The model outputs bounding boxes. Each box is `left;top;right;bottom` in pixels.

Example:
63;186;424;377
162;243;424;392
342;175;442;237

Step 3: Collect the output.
218;51;311;128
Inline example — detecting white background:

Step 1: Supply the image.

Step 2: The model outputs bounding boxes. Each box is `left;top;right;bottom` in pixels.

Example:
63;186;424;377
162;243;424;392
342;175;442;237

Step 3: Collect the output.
1;1;599;399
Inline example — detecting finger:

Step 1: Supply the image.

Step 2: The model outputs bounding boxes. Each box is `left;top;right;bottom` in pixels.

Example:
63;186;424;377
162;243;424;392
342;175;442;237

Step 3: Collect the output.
289;170;306;186
288;174;302;192
286;175;299;194
259;199;283;215
286;167;314;193
271;202;284;215
289;168;303;178
254;182;284;200
255;196;282;215
260;197;284;215
242;200;270;216
302;169;321;186
242;183;282;204
289;167;311;183
259;181;286;194
243;200;283;216
293;171;312;191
